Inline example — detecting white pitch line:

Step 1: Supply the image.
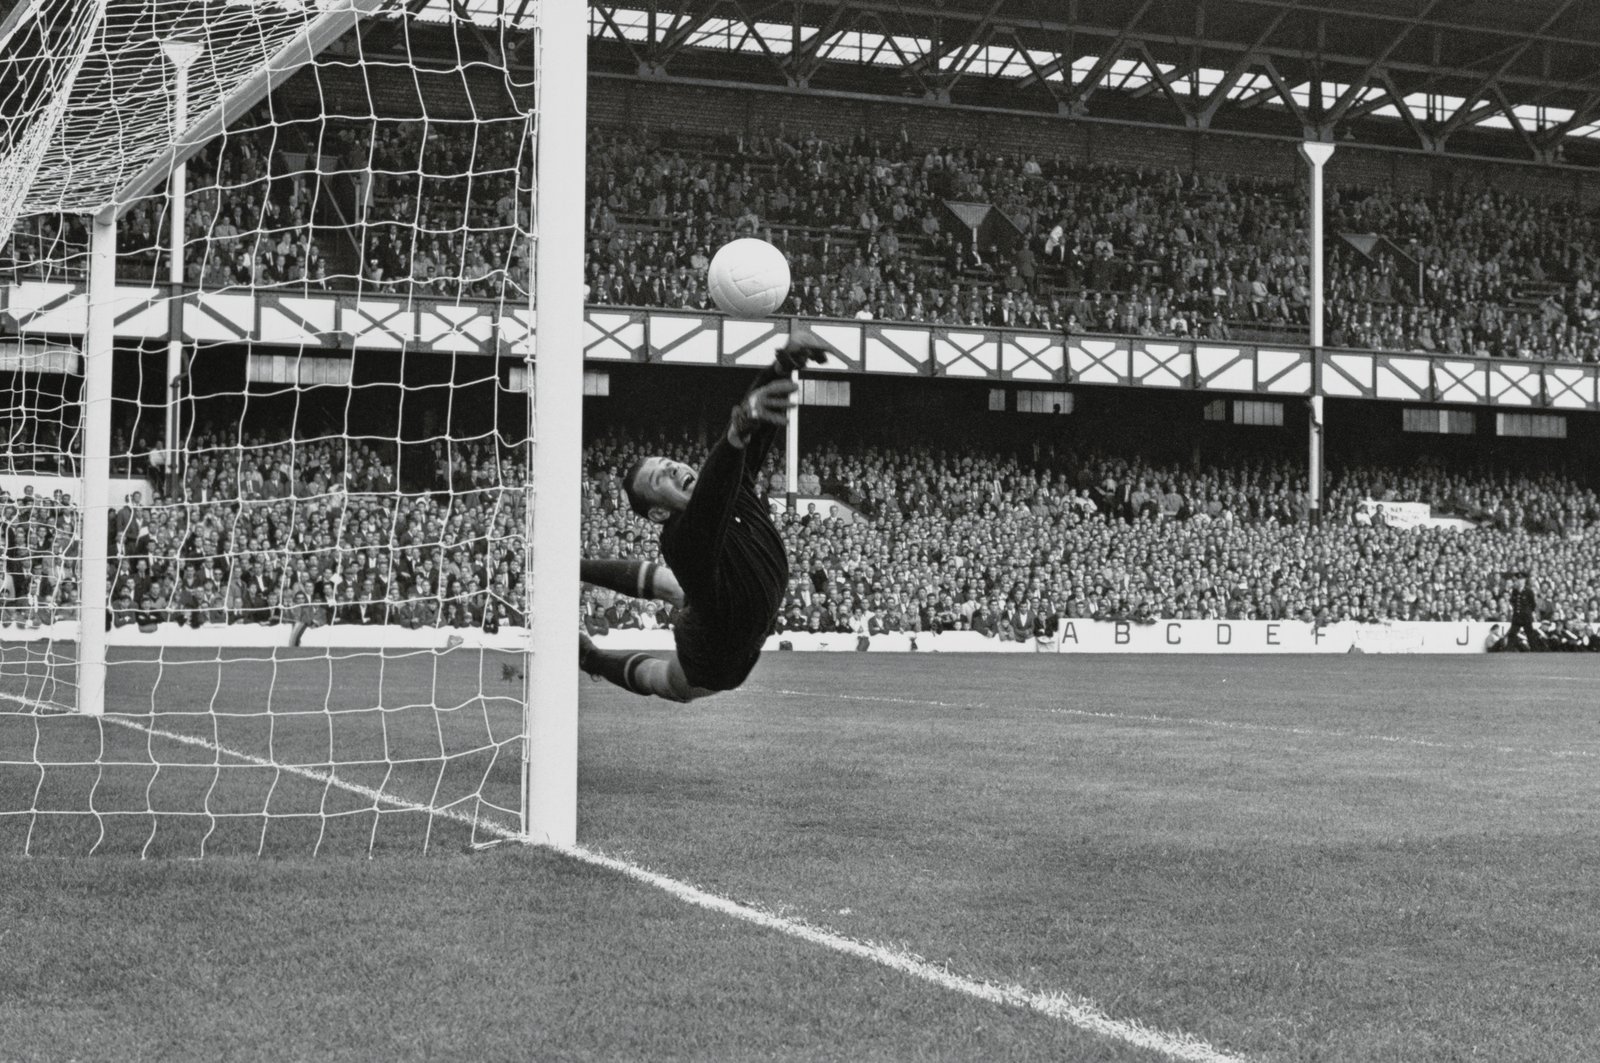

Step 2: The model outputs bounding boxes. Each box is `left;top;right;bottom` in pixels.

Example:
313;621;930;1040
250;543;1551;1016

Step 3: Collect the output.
748;686;1600;760
4;701;1248;1063
574;845;1249;1063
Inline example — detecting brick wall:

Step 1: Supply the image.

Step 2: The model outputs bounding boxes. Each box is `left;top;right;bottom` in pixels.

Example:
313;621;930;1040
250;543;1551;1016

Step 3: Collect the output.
284;62;526;121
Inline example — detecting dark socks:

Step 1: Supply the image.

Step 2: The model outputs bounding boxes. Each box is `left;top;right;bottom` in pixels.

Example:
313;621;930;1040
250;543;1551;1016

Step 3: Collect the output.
583;645;658;696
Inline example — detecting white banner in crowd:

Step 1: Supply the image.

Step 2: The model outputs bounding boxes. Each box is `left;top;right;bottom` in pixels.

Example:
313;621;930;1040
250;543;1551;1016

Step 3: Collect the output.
1353;499;1476;532
4;619;1501;654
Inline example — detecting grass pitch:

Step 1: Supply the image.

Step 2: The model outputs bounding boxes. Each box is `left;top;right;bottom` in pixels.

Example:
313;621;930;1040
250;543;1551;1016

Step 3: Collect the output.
2;650;1598;1061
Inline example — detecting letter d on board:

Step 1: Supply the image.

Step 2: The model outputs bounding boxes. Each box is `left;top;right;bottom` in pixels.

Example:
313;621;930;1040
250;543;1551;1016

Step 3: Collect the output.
1216;622;1232;646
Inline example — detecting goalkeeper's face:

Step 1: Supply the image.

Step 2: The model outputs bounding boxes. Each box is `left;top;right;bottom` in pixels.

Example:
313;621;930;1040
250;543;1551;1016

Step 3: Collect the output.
628;456;698;523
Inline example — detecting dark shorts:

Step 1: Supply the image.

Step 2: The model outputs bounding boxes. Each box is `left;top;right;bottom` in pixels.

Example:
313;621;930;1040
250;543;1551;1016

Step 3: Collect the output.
673;605;764;692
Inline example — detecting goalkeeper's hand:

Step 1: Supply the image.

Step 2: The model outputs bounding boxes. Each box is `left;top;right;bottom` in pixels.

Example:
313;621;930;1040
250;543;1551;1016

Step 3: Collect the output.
775;329;829;374
729;378;799;446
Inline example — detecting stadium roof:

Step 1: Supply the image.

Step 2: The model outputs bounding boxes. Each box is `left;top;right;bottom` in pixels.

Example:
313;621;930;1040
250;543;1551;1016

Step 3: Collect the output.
587;0;1600;161
5;0;1598;224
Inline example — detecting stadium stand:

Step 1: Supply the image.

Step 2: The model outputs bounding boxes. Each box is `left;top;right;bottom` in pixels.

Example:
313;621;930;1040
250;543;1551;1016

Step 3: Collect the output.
8;92;1600;362
5;71;1600;648
7;417;1596;646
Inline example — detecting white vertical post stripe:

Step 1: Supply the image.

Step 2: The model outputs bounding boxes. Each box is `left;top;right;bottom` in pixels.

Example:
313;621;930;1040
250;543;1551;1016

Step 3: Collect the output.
161;40;202;470
1298;141;1333;525
526;0;586;847
78;212;116;716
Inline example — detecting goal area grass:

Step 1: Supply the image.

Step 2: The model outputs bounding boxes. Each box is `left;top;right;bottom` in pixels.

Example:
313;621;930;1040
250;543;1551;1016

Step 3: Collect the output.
2;646;529;857
3;651;1597;1061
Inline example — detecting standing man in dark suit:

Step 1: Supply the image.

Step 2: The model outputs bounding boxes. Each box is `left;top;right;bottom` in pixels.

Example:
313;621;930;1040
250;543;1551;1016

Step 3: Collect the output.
1112;476;1136;524
1500;571;1541;651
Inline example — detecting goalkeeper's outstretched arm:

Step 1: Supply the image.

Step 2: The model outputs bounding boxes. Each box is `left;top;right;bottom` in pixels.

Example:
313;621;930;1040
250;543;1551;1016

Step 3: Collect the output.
726;330;828;451
675;332;827;548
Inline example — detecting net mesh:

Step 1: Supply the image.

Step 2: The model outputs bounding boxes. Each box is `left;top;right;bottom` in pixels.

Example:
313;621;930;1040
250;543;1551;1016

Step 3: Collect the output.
0;0;108;252
1;0;546;856
0;338;82;715
17;0;397;220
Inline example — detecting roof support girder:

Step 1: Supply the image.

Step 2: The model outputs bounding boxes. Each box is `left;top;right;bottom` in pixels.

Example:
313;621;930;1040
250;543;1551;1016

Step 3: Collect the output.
783;3;857;85
583;0;1600;153
837;0;1600;99
646;0;726;70
1067;0;1156;108
1321;0;1445;131
1130;43;1193;123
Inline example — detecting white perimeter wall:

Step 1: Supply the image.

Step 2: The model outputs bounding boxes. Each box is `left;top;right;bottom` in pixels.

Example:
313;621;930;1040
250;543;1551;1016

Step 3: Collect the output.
3;619;1503;654
0;472;154;506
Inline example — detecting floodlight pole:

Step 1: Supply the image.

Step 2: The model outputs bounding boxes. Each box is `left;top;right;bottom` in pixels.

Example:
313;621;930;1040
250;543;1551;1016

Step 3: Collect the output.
785;372;800;512
525;0;586;848
79;211;116;716
162;39;203;495
1299;140;1334;528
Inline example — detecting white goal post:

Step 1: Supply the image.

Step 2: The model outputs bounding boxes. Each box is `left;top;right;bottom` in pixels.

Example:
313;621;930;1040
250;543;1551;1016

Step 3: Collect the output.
1;0;584;852
526;0;583;848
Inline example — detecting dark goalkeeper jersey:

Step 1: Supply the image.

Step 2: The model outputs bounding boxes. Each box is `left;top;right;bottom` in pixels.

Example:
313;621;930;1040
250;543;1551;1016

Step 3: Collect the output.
658;368;790;686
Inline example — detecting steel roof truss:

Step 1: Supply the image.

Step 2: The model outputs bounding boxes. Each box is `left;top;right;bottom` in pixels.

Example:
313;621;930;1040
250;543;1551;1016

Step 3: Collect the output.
860;9;935;97
1258;58;1307;129
650;0;724;68
1132;43;1193;123
1193;4;1289;128
451;0;505;64
785;3;855;85
725;0;785;71
1000;27;1064;103
926;0;1006;96
838;0;1600;98
1373;71;1437;151
1226;0;1596;53
1067;0;1155;107
590;4;648;66
1490;83;1541;158
357;0;432;56
1536;90;1600;147
1322;0;1444;130
1435;0;1582;138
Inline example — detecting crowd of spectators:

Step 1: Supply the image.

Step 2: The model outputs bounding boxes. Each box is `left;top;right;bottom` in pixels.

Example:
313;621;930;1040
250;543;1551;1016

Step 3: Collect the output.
578;429;1600;648
580;123;1600;362
4;129;334;291
1326;185;1600;362
582;126;1294;340
350;116;533;300
2;426;530;635
3;113;530;300
5;418;1598;645
10;97;1600;364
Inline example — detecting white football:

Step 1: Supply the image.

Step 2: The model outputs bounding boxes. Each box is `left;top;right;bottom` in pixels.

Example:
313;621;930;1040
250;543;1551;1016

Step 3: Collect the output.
707;238;791;318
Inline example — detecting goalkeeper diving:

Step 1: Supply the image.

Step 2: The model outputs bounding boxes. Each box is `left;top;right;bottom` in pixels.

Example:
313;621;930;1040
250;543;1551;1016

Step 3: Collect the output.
578;332;827;701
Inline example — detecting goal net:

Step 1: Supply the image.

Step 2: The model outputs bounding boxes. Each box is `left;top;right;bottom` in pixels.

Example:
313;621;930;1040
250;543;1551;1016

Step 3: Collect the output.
1;0;584;856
